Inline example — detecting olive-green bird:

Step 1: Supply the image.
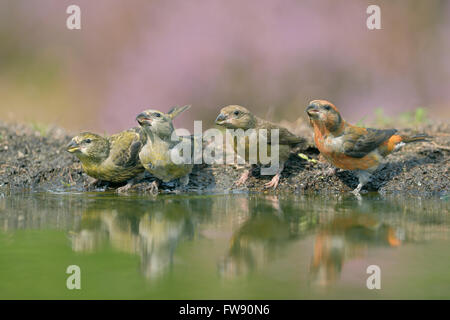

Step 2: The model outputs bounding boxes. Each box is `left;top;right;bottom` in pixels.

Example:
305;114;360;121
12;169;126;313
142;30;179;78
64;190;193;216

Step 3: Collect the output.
215;105;306;189
66;127;146;192
136;105;193;194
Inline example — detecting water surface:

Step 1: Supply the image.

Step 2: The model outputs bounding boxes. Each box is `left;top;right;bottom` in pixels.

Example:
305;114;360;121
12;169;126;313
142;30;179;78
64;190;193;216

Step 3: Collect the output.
0;192;449;299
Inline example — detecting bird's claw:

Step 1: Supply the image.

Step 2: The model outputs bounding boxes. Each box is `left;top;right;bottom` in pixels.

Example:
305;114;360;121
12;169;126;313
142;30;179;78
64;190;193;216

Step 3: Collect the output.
264;174;280;189
351;184;363;200
86;179;107;191
147;181;159;195
352;190;362;201
117;184;131;194
324;167;337;177
179;175;190;188
233;171;250;187
233;177;247;187
87;179;100;188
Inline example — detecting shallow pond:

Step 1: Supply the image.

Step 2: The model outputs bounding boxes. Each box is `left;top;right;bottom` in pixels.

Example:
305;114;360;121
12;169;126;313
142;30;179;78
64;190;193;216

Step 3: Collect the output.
0;192;449;299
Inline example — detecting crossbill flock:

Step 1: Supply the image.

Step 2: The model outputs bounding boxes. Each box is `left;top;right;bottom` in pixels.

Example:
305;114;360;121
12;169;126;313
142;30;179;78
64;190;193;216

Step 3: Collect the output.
67;100;430;195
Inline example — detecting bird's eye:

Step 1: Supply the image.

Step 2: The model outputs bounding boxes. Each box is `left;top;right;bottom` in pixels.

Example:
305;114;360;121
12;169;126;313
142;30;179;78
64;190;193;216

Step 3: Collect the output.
85;139;92;144
154;113;161;118
324;105;331;111
233;110;240;116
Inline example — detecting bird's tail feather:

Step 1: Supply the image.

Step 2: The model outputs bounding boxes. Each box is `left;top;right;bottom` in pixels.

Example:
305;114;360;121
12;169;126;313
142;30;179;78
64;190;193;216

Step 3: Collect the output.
401;133;432;143
168;105;191;119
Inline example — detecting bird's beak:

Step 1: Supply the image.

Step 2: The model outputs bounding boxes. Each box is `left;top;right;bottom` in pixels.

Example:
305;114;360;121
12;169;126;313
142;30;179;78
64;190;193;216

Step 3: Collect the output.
66;140;80;153
215;113;228;125
306;105;319;118
136;112;152;126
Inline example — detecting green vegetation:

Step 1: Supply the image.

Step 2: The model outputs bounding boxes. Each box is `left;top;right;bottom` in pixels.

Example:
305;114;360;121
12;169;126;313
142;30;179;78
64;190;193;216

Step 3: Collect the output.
355;115;368;127
30;122;50;137
298;153;318;164
399;107;428;125
359;107;429;128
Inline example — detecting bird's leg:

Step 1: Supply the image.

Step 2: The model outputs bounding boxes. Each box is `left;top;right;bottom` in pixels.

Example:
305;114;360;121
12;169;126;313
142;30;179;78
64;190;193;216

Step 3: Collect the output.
147;180;159;195
318;154;328;164
352;183;363;195
116;178;137;194
318;155;336;176
116;181;133;194
88;178;100;187
86;178;107;190
352;170;372;195
264;162;285;189
324;167;337;177
234;169;250;186
264;173;280;189
179;175;190;188
116;172;146;194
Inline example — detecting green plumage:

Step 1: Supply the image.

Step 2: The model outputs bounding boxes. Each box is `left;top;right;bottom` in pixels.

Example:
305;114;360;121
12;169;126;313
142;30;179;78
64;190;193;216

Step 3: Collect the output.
67;127;146;183
136;106;193;185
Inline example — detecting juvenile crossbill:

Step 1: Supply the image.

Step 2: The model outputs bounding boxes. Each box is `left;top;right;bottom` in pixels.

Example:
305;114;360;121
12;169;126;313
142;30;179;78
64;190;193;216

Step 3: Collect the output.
136;105;193;194
215;105;306;189
306;99;430;194
66;127;147;192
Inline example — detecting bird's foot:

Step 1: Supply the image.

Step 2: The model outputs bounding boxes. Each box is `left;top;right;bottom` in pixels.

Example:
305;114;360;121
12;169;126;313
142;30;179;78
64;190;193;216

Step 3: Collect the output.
86;179;107;191
264;174;280;189
233;170;250;187
351;183;363;198
117;182;132;194
324;167;337;177
87;179;100;188
179;175;190;188
147;180;159;195
352;192;362;201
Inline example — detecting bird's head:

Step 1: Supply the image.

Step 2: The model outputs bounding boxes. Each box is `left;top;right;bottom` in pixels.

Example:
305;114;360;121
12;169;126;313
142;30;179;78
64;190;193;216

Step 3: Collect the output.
66;132;109;163
306;100;343;133
215;105;256;130
136;105;190;138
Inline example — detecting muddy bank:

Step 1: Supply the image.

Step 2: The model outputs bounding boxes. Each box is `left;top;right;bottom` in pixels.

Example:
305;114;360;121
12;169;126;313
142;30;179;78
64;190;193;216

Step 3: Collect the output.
0;120;448;197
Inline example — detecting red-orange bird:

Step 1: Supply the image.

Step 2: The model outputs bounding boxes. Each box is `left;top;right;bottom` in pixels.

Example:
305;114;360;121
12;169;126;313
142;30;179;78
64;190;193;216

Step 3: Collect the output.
306;100;430;194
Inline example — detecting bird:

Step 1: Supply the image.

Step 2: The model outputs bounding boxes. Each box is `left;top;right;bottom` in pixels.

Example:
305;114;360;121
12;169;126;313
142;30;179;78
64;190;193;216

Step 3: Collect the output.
305;99;431;194
66;127;147;193
310;213;401;286
136;105;193;194
215;105;306;189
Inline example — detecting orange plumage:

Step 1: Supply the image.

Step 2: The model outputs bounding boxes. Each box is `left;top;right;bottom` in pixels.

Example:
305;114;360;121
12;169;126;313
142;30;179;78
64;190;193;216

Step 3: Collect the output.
306;100;430;194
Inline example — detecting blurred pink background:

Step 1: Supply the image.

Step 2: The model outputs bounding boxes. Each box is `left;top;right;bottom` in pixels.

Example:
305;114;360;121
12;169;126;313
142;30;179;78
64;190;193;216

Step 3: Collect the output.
0;0;449;133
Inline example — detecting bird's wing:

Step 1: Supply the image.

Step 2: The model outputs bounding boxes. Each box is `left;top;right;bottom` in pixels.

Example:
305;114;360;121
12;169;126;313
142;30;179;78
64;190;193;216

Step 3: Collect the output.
109;127;146;168
342;127;397;158
258;119;306;146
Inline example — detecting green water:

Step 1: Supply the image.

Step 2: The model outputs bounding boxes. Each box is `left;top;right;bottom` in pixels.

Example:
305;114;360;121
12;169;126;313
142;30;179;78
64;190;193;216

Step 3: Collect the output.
0;192;449;299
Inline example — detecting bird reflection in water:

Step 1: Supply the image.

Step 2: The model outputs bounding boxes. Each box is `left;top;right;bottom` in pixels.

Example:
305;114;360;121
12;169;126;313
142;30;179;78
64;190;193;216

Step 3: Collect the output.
218;196;310;278
70;196;212;280
309;211;402;287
